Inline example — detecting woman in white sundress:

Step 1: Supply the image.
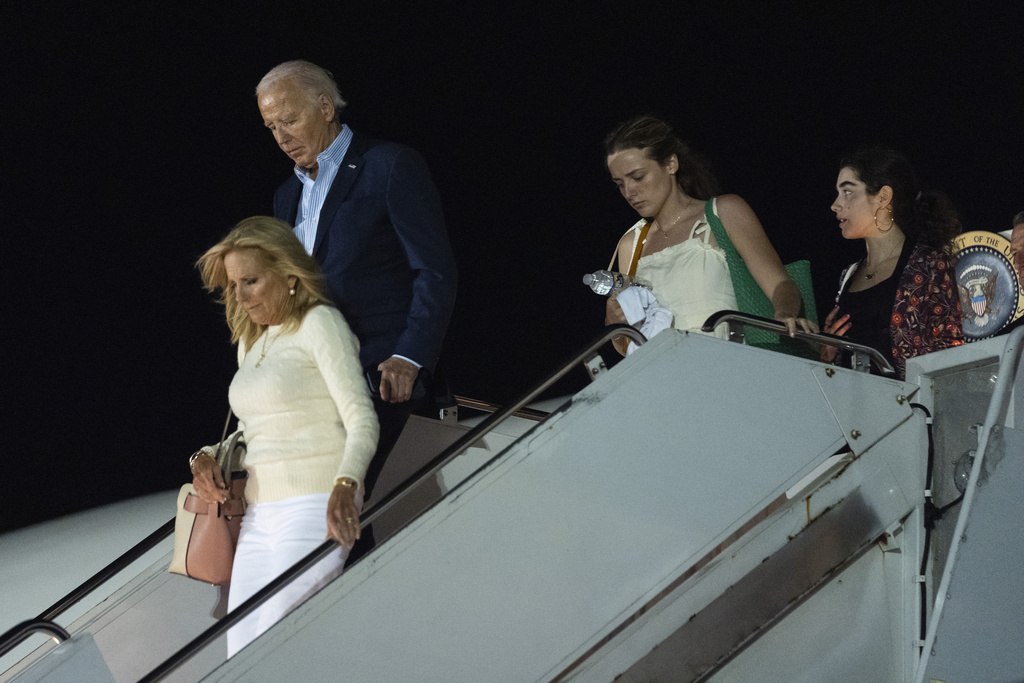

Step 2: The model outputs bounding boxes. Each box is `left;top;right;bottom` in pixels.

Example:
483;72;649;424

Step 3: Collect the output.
603;116;816;353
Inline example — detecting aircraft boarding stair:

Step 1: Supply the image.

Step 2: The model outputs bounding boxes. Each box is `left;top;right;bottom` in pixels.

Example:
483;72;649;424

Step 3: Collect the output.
3;320;1022;682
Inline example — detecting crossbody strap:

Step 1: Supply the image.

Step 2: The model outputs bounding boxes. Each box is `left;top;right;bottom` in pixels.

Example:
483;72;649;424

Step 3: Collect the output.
607;220;652;276
702;197;743;277
627;221;652;278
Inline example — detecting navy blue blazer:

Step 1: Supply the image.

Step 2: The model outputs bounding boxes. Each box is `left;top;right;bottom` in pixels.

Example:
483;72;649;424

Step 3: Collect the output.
273;132;457;372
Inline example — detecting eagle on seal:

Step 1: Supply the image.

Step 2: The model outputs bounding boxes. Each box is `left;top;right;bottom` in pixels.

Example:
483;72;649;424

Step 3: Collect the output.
959;271;999;326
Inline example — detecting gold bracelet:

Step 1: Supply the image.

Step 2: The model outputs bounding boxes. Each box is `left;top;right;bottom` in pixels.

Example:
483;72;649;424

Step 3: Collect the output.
337;478;358;489
188;450;209;473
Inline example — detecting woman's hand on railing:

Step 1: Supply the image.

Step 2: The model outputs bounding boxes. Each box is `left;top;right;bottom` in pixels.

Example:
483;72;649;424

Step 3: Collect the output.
775;314;819;338
605;296;632;356
819;306;852;363
190;452;228;504
327;480;361;548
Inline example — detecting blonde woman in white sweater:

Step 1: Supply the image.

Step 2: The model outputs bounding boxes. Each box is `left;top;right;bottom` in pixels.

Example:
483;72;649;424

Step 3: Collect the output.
192;216;379;655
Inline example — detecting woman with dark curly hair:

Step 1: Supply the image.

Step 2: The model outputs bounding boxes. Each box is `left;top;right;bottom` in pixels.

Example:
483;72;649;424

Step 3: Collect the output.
822;147;964;379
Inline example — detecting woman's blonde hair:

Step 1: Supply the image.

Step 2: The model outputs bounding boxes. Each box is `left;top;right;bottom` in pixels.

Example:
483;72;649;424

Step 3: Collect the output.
197;216;332;348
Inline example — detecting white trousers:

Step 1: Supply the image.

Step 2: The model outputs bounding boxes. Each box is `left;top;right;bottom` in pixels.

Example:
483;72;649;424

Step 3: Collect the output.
226;492;352;656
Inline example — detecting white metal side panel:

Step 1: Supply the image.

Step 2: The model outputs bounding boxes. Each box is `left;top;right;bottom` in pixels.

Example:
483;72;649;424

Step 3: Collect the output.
920;426;1024;682
204;332;917;683
589;410;925;683
710;538;911;683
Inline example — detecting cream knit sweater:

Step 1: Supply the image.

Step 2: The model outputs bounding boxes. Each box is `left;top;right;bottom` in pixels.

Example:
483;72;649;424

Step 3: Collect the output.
217;305;379;505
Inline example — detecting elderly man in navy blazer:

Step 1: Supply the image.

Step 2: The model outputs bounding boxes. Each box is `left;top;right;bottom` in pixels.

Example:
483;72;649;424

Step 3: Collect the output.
256;60;457;557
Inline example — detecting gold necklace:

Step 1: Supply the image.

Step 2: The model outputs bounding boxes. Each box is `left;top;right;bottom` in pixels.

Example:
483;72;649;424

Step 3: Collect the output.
863;237;904;280
656;196;695;238
254;329;279;368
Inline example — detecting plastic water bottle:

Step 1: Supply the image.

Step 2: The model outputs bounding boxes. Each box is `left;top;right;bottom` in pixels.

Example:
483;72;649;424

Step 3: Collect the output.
582;270;651;296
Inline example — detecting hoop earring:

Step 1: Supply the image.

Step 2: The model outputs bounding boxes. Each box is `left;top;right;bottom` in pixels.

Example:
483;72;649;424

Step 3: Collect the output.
874;206;895;233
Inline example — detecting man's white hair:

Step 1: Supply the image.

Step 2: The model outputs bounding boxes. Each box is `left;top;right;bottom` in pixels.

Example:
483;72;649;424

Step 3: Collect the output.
256;60;347;114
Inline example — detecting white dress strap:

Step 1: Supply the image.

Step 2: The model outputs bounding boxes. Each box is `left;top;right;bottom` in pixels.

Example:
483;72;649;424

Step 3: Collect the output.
688;218;711;244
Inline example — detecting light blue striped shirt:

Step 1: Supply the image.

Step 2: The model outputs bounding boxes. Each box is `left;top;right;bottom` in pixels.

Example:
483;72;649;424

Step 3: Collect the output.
293;124;353;254
290;125;422;371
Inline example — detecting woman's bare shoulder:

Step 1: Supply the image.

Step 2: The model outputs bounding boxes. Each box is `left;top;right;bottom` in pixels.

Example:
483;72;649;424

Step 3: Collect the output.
714;193;755;218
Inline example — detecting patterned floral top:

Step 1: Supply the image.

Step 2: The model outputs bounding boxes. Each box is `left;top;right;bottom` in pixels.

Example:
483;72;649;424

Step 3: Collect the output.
835;242;965;380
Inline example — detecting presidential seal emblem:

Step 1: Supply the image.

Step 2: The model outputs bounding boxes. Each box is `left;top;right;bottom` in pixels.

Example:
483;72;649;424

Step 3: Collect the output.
952;231;1023;340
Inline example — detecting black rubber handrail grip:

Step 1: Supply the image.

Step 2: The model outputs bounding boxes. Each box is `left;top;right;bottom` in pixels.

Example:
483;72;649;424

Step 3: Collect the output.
0;518;176;659
0;391;541;662
0;621;72;660
138;324;646;682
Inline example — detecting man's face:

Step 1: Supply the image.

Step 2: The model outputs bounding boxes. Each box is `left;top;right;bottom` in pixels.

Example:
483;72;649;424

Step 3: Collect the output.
258;80;336;172
1011;224;1024;281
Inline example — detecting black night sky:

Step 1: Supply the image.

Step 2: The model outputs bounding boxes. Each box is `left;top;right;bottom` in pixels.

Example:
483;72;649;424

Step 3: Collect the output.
3;3;1022;532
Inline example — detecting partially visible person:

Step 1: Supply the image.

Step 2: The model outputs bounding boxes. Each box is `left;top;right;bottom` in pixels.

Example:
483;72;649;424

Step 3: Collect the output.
192;217;379;656
255;60;457;560
603;115;815;354
997;211;1024;335
1011;211;1024;281
821;147;964;379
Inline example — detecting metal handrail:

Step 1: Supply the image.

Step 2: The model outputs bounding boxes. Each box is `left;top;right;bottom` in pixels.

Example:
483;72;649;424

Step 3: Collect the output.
139;324;646;682
0;392;559;666
453;395;549;421
0;518;177;658
0;621;72;660
702;309;896;376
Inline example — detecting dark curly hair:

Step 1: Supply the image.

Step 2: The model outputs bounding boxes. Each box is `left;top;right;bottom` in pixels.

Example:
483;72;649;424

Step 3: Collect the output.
605;115;720;201
839;147;961;253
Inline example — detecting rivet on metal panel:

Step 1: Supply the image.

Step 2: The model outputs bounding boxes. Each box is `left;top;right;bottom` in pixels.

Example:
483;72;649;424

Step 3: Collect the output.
825;367;835;378
583;353;608;381
896;394;907;405
850;429;861;439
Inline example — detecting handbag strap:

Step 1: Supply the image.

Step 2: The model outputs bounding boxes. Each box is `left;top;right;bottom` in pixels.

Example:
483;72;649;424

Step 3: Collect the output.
703;197;773;319
703;197;818;354
214;408;236;481
702;197;744;292
626;221;651;278
607;220;652;276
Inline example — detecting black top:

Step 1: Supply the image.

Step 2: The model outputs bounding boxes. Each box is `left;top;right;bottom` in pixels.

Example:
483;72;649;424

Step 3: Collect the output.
836;240;913;373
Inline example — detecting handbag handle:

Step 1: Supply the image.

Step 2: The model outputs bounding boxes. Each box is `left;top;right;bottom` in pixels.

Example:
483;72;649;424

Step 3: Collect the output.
213;409;243;482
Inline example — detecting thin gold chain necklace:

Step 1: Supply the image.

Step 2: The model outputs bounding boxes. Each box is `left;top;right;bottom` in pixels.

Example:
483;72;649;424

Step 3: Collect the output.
254;329;280;368
655;196;695;238
863;236;905;280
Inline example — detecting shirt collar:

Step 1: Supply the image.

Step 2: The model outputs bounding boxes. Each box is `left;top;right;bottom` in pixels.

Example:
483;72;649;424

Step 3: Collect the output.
292;123;352;182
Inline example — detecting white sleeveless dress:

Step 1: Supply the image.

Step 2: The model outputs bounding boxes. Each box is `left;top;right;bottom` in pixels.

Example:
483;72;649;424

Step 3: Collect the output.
625;199;737;336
